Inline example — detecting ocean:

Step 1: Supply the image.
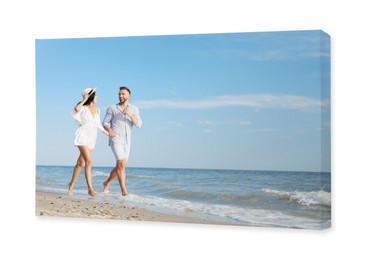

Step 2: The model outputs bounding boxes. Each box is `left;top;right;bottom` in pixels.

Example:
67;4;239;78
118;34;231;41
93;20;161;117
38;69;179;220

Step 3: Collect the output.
36;165;331;229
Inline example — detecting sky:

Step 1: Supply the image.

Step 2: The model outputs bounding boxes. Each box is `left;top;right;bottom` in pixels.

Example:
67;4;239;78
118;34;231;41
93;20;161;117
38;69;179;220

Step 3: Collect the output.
36;30;331;172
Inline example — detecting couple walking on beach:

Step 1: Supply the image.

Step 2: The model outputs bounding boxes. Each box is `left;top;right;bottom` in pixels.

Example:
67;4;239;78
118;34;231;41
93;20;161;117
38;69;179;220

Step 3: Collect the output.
68;86;142;197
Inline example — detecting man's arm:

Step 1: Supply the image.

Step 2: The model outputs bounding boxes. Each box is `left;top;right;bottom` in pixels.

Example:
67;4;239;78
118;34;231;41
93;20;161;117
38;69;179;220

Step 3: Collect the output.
103;106;116;137
122;105;142;128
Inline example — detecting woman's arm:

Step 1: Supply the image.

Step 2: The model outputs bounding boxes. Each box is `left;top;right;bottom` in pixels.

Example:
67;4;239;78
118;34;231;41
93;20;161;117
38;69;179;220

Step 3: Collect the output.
74;93;89;112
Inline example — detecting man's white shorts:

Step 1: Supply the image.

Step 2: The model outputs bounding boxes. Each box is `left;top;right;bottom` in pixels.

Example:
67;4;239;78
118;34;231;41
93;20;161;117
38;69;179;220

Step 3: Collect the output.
110;143;130;161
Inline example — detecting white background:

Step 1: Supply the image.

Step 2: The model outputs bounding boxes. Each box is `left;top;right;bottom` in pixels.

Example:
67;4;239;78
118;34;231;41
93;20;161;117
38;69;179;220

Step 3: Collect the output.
1;0;365;259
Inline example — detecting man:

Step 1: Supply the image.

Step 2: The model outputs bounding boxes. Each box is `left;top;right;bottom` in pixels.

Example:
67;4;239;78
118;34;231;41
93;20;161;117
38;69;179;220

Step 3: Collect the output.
102;86;142;196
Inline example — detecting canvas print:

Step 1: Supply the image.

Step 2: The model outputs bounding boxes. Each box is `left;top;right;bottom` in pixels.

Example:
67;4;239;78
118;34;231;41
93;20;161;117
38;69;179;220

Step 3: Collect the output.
36;30;331;230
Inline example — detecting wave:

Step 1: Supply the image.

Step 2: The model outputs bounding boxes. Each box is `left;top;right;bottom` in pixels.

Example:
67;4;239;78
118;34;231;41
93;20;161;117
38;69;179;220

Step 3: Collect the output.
93;171;110;177
165;189;212;200
261;189;331;207
128;175;154;179
36;176;55;185
165;189;262;204
122;194;329;229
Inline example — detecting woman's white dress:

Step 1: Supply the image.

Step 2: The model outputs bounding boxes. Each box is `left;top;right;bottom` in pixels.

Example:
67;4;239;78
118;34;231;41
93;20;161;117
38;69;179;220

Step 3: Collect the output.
71;106;105;149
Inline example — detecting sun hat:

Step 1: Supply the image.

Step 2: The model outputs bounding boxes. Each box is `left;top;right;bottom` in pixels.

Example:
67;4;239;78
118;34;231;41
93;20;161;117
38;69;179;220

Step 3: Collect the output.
81;87;96;97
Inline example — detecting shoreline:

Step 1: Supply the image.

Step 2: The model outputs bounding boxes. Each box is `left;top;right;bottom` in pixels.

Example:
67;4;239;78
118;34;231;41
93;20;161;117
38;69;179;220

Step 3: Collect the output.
35;191;221;225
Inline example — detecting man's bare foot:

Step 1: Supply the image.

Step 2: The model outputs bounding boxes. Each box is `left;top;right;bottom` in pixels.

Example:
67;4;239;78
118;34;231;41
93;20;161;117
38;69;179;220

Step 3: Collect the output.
103;181;110;193
68;182;74;196
88;189;97;197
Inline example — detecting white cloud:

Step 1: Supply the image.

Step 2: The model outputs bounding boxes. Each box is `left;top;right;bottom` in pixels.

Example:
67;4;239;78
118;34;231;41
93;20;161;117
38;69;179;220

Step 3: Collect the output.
197;119;251;127
203;129;215;134
136;94;327;112
163;121;183;127
199;31;330;61
243;128;277;133
239;120;251;125
197;120;219;126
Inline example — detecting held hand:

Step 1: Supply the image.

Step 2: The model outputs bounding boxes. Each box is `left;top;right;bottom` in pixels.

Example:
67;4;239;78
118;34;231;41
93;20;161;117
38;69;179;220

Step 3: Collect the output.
108;129;117;138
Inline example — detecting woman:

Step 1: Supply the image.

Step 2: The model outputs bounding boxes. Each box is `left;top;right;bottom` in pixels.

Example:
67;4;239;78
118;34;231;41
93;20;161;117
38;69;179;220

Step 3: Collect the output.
68;87;109;196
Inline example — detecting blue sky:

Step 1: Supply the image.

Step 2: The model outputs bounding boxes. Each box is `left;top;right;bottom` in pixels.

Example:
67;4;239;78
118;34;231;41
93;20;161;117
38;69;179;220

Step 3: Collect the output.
36;30;330;172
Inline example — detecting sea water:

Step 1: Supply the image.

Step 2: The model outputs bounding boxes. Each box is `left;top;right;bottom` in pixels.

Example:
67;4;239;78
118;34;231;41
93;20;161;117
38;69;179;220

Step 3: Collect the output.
36;165;331;229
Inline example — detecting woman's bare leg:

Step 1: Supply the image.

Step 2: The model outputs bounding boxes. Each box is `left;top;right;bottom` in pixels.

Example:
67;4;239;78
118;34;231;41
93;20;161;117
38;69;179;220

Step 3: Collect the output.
68;154;85;195
78;146;97;196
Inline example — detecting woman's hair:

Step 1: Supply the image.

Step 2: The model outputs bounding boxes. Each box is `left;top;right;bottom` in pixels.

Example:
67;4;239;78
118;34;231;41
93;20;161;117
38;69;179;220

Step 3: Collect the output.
83;91;96;106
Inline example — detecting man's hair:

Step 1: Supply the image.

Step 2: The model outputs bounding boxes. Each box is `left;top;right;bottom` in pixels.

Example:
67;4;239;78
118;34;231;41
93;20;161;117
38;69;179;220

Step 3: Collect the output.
120;86;131;94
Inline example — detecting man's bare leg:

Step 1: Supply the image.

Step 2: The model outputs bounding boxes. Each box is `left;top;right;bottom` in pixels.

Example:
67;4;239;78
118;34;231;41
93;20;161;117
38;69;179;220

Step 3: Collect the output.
115;159;128;196
103;167;117;193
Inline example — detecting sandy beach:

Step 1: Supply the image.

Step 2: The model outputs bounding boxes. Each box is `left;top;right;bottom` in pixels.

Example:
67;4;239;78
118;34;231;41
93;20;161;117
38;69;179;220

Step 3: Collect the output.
35;191;219;224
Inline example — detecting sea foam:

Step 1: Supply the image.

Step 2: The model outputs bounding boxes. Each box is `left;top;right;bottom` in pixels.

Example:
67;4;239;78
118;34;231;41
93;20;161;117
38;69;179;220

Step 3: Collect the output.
123;193;328;229
261;189;331;207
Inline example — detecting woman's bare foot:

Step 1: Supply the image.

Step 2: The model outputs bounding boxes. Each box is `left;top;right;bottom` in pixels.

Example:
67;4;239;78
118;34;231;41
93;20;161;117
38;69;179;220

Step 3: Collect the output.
68;182;74;196
103;181;110;193
122;188;128;196
88;189;97;197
